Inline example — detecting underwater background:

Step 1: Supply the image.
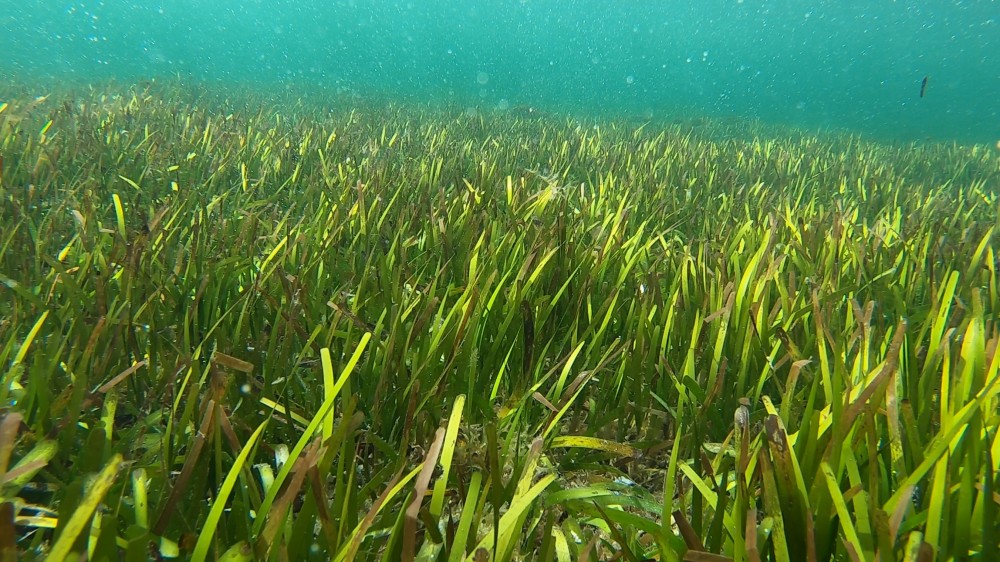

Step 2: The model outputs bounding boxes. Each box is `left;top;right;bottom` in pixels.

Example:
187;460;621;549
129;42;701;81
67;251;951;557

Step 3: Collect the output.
2;0;998;144
4;2;1000;560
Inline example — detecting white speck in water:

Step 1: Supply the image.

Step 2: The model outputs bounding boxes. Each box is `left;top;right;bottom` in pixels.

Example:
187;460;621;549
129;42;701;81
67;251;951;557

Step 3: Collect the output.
274;445;289;468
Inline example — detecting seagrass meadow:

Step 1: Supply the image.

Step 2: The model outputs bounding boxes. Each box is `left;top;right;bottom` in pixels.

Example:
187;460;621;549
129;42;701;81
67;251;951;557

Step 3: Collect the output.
1;81;999;562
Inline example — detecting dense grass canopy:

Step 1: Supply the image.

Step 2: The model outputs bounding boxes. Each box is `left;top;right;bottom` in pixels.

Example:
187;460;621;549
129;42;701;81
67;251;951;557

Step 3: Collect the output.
1;81;999;561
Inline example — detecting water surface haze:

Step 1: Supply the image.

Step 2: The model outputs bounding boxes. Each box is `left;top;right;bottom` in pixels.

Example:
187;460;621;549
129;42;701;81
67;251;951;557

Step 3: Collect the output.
2;0;999;142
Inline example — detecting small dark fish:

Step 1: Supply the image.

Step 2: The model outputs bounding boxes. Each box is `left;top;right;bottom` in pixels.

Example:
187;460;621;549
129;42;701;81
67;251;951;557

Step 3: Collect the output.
920;75;929;98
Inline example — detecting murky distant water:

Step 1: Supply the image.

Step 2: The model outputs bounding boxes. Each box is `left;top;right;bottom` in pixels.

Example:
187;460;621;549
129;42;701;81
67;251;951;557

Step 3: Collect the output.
1;0;998;144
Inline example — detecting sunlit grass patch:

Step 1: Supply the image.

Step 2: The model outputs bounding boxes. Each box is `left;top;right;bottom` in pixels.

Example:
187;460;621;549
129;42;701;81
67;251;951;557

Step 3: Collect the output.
0;79;998;560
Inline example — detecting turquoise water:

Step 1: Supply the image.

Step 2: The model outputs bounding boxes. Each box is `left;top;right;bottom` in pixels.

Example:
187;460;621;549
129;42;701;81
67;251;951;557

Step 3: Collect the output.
3;0;998;143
